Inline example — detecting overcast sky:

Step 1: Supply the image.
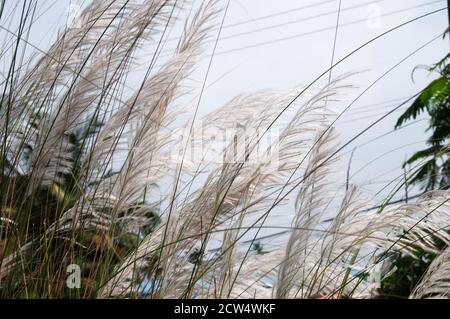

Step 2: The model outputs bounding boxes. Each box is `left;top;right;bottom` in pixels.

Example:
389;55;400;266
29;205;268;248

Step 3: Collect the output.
1;0;449;246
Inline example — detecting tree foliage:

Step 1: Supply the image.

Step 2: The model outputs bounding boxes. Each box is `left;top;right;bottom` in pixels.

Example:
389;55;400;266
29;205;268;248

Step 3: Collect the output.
395;32;450;191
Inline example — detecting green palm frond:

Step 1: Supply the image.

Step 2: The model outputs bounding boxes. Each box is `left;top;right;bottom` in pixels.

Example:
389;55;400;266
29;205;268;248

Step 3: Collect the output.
396;37;450;192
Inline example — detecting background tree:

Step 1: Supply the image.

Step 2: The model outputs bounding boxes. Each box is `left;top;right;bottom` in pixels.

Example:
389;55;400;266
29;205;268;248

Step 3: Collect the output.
379;29;450;299
395;29;450;191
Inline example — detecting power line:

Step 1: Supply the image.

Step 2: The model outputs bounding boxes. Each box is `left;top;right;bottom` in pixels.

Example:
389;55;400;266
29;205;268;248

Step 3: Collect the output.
215;1;444;56
342;102;403;117
343;96;413;115
223;0;337;29
346;119;425;155
154;0;387;57
338;105;406;124
168;0;339;46
145;0;444;65
164;0;386;45
343;104;404;119
218;0;383;43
